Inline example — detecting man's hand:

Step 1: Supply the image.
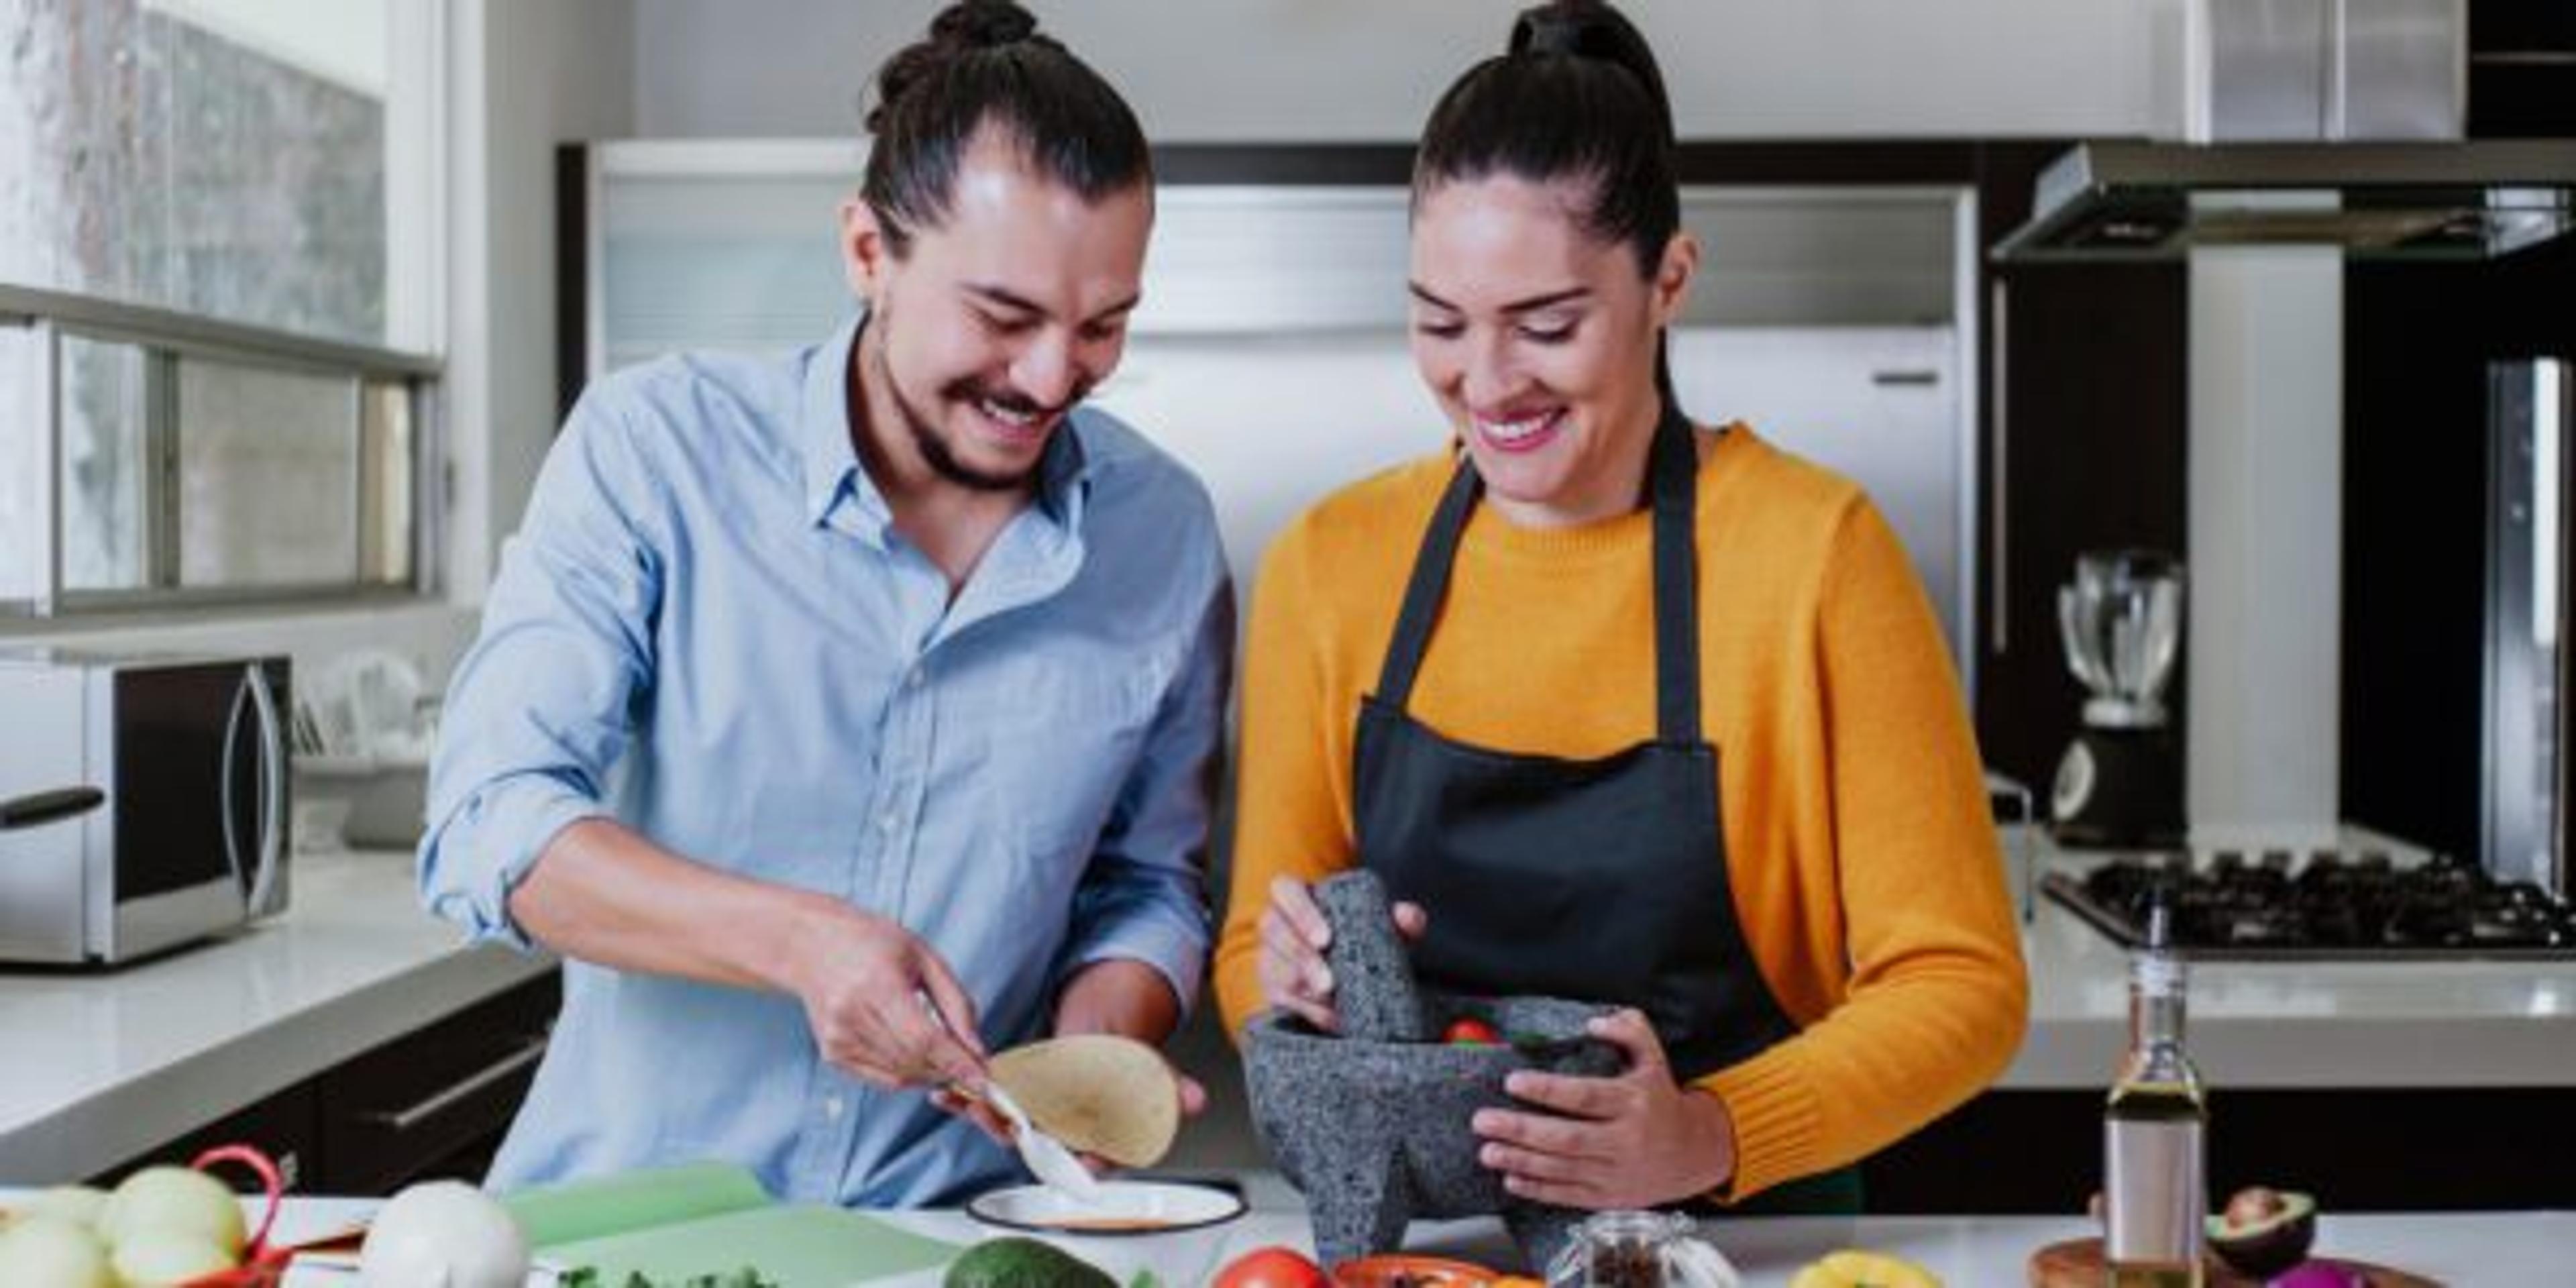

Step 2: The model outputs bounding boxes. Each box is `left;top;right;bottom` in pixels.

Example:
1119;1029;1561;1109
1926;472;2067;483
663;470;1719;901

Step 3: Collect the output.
1469;1008;1738;1209
780;901;989;1092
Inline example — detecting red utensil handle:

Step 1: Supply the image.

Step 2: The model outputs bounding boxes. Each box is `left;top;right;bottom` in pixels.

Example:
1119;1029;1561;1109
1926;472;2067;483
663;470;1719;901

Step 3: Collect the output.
189;1143;284;1256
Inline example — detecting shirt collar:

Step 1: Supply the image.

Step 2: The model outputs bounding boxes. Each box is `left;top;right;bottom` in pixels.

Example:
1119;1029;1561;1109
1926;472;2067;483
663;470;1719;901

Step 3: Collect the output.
799;313;875;531
799;309;1095;539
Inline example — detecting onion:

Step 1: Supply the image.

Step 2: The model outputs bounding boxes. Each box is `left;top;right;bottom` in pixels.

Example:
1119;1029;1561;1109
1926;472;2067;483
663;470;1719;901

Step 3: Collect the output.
360;1180;530;1288
23;1183;111;1230
98;1164;248;1256
0;1214;117;1288
111;1230;238;1286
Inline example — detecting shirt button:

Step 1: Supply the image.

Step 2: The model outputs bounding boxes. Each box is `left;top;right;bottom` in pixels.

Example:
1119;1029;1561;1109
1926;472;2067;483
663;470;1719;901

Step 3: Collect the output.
823;1096;845;1121
879;813;898;835
904;666;924;690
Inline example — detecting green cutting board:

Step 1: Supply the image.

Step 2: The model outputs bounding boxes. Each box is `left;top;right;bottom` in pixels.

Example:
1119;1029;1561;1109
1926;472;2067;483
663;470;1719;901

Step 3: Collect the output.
537;1203;960;1287
501;1163;959;1287
508;1161;773;1248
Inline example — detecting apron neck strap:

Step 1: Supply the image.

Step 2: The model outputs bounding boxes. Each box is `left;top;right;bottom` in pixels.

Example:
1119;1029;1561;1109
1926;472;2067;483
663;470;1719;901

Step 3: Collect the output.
1371;455;1478;715
1648;400;1703;744
1375;403;1705;745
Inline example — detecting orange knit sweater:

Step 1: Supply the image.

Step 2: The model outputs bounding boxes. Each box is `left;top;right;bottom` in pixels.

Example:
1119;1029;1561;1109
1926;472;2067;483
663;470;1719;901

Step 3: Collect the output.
1212;427;2029;1201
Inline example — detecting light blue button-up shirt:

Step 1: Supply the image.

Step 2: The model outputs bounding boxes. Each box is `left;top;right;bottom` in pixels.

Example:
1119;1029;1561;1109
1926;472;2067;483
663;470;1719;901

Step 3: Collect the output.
419;314;1230;1205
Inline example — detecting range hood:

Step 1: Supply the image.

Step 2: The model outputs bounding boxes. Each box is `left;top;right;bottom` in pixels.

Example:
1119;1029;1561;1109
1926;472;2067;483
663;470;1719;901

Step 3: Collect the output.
1993;0;2576;263
1992;139;2576;262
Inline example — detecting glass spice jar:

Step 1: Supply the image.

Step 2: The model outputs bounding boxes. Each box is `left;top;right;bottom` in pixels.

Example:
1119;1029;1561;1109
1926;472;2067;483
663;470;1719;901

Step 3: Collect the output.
1543;1210;1739;1288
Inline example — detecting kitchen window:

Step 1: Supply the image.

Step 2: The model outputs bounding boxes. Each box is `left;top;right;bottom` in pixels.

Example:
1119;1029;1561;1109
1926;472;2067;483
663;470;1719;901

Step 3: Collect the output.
0;0;443;614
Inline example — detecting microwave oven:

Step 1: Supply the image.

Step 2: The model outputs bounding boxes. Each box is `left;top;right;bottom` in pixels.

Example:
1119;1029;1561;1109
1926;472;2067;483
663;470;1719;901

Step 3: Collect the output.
0;649;292;965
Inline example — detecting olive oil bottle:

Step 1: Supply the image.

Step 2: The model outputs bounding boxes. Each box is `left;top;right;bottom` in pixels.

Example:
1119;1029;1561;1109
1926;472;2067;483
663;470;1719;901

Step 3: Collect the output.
2104;903;2205;1287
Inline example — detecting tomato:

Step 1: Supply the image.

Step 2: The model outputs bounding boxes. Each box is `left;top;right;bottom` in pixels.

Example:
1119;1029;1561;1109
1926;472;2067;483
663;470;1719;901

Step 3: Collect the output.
1442;1018;1501;1045
1216;1246;1331;1288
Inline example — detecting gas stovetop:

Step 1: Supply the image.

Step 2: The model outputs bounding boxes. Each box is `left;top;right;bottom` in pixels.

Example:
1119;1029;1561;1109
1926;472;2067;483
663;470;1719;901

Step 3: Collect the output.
2043;849;2576;961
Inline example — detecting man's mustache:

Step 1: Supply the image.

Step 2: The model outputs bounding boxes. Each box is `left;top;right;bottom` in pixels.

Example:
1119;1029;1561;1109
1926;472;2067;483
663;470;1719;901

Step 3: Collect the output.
943;378;1090;419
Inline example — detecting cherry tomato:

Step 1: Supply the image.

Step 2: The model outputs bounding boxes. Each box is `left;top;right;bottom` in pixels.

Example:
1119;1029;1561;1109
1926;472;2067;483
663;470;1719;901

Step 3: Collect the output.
1216;1246;1332;1288
1442;1018;1501;1045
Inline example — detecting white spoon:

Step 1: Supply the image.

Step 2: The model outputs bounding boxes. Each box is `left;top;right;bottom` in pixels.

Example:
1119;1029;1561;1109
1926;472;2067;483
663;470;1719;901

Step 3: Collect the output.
979;1080;1105;1205
916;992;1103;1204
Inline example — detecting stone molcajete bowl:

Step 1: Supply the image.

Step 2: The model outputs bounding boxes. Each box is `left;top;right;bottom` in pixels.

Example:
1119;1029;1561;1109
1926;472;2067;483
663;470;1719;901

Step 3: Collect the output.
1243;870;1624;1271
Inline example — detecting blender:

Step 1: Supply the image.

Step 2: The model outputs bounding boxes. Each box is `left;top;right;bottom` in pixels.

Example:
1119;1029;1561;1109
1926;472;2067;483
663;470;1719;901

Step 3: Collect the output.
2052;550;2187;848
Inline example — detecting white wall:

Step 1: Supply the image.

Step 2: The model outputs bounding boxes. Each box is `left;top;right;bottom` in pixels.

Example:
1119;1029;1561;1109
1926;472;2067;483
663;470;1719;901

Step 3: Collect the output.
445;0;637;604
635;0;2178;142
2187;248;2345;842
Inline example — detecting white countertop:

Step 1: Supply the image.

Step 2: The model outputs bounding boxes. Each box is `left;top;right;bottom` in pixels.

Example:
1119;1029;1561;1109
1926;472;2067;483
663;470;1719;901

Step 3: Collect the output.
8;835;2576;1191
2001;827;2576;1088
0;849;551;1184
181;1189;2576;1287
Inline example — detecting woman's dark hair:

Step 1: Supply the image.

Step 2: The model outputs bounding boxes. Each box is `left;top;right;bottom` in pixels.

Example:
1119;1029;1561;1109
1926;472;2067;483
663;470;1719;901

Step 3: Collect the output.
860;1;1150;256
1415;0;1682;396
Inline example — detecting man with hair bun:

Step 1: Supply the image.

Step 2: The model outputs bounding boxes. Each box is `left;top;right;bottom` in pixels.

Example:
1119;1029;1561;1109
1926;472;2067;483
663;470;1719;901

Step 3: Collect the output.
422;0;1224;1205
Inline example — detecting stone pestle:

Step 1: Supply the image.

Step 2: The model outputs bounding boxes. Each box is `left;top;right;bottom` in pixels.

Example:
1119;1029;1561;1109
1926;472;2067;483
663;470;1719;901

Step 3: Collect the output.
1311;869;1433;1043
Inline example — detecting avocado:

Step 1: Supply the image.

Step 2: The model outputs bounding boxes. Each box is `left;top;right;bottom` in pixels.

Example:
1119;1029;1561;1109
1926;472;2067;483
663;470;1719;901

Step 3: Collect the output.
943;1236;1118;1288
2206;1186;2318;1278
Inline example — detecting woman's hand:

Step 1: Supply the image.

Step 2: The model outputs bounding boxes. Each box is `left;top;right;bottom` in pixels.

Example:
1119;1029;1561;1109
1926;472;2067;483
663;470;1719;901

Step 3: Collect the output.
1254;874;1426;1032
1470;1008;1737;1208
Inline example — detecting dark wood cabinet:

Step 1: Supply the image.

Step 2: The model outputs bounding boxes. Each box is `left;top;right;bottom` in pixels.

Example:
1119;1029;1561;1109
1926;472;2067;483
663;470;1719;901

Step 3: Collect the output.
91;1078;323;1194
2470;3;2576;137
1866;1085;2576;1214
316;971;561;1195
2341;227;2576;862
91;971;559;1198
1970;145;2192;796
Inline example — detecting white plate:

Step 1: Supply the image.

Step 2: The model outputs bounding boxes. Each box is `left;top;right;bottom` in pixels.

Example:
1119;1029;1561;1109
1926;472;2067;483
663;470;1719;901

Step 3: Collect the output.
965;1179;1246;1236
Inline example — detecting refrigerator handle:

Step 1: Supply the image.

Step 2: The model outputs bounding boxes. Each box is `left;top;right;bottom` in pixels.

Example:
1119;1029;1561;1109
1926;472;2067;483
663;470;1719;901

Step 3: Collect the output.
1988;276;2011;658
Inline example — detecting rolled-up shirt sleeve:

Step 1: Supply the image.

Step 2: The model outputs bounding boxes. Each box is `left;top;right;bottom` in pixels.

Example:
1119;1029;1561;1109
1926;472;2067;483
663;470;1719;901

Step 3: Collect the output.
418;390;665;950
1059;571;1234;1016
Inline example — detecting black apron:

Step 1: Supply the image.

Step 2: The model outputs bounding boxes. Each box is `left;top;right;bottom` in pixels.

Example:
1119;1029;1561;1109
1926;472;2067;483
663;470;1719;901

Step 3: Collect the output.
1352;403;1861;1214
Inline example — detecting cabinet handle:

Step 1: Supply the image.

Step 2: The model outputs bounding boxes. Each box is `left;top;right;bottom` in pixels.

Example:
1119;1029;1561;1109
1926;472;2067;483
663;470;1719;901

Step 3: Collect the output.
2471;52;2576;67
361;1036;547;1135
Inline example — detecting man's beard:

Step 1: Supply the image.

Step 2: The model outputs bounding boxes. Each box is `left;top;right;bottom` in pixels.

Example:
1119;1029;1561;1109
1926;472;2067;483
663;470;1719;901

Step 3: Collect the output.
867;315;1081;494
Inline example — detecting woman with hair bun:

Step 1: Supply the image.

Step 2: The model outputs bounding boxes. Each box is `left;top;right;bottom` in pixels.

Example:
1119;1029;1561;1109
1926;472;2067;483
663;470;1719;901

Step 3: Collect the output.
1216;0;2027;1214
